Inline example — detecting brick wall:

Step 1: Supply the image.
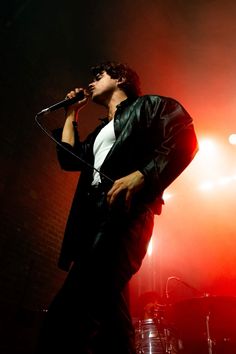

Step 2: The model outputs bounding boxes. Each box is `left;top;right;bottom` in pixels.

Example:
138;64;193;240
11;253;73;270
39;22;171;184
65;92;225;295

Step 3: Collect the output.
0;51;105;353
0;2;107;350
0;101;81;352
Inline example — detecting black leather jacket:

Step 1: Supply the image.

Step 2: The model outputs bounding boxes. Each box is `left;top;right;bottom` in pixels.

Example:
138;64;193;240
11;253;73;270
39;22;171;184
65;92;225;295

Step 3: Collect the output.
54;95;198;271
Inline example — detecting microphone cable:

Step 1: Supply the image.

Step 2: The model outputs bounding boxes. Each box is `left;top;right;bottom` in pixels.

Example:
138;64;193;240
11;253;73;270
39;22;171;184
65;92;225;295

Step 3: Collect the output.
34;112;114;184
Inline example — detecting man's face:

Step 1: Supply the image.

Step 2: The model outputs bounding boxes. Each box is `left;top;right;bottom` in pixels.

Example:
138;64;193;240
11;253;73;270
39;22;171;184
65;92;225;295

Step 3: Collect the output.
88;71;119;104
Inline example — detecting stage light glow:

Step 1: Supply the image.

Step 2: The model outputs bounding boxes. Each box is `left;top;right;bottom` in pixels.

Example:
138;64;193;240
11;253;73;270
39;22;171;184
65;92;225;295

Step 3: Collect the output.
229;134;236;145
193;137;221;180
198;174;236;191
147;238;153;256
163;192;173;201
217;176;232;186
199;181;214;191
198;138;217;155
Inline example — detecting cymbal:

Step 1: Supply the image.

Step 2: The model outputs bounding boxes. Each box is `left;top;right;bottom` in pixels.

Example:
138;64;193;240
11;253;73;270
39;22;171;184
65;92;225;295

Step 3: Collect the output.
168;295;236;315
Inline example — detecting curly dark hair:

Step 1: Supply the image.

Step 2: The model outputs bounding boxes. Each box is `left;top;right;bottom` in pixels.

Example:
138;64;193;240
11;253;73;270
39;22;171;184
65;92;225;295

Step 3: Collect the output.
90;61;141;98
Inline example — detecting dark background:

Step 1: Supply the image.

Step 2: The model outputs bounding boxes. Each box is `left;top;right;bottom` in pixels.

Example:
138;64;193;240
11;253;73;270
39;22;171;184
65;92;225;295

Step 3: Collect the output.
1;1;236;353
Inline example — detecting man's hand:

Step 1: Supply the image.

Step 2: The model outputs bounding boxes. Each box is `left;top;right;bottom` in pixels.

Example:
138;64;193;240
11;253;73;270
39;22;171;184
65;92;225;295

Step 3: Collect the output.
107;171;145;211
61;88;89;146
65;87;90;121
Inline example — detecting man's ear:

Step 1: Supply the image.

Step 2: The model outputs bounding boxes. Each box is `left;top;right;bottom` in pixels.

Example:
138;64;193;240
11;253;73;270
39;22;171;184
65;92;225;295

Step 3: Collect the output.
117;76;126;85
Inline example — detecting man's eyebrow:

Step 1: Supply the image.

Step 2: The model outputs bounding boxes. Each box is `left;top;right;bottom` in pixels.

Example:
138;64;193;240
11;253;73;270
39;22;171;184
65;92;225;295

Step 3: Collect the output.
94;72;104;80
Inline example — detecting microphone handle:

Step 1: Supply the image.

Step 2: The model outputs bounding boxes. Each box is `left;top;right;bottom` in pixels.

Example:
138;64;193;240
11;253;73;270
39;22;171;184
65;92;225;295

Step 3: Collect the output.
37;90;85;116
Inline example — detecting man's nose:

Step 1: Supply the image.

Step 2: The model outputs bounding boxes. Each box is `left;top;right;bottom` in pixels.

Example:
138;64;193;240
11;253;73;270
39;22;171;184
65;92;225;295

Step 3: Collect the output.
88;82;94;90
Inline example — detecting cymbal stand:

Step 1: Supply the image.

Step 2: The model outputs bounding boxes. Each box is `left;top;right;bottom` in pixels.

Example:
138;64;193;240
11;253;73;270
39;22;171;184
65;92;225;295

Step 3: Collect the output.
206;312;213;354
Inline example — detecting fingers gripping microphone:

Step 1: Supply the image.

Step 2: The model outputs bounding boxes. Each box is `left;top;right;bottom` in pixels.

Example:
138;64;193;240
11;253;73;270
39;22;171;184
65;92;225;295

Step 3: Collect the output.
36;90;85;116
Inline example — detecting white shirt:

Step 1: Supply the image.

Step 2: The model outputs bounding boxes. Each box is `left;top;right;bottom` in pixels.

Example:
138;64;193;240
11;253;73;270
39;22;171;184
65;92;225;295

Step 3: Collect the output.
92;119;116;185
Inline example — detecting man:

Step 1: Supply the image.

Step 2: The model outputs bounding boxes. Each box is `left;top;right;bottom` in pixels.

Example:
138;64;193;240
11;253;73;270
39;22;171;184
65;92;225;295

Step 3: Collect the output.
36;61;198;354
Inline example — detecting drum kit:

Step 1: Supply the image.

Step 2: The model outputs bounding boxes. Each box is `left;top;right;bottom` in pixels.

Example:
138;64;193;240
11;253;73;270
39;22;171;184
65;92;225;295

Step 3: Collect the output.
134;295;236;354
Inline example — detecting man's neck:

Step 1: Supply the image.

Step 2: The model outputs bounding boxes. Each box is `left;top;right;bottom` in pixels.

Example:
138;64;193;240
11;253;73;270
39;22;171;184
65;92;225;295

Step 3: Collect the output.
107;91;128;121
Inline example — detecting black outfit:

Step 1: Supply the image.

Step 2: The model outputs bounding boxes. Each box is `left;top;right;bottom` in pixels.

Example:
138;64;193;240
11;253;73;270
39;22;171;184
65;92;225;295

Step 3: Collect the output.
37;95;198;354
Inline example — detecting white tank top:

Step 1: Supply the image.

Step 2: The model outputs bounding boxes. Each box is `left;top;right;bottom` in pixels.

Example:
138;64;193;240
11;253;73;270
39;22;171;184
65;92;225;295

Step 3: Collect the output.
92;119;116;185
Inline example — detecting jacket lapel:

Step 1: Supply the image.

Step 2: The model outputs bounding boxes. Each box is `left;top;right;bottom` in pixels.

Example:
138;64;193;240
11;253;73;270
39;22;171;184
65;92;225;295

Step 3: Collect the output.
101;98;139;166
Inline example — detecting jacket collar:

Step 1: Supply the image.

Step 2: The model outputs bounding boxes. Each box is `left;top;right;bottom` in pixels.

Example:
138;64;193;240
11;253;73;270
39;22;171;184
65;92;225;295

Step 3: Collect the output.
99;96;139;124
116;96;138;111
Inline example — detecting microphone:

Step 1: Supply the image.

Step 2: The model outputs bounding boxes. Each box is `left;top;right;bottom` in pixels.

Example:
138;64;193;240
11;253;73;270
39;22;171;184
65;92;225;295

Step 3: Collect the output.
36;90;86;116
165;276;203;300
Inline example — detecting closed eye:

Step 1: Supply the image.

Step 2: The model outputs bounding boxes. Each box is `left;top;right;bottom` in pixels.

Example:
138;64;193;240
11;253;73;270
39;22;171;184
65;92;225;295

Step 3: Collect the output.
93;74;100;81
94;71;105;81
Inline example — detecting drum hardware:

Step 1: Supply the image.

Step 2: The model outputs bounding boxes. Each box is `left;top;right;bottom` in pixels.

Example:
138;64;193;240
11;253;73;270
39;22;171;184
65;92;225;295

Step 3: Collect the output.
163;327;179;354
135;302;178;354
165;295;236;354
134;291;236;353
206;312;213;354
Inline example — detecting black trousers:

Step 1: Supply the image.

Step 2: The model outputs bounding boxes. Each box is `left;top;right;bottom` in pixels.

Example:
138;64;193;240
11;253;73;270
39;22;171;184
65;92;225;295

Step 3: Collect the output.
36;186;154;354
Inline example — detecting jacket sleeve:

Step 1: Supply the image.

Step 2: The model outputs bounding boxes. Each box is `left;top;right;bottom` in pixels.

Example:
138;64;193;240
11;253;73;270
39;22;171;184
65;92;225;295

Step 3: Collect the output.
52;124;99;171
140;97;198;195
